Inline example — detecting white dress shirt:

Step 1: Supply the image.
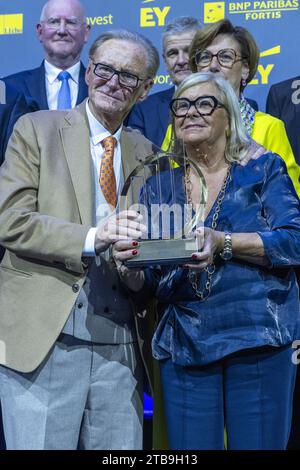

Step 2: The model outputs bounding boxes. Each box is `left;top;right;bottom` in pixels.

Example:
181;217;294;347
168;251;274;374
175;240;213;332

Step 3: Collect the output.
44;60;80;110
83;100;123;256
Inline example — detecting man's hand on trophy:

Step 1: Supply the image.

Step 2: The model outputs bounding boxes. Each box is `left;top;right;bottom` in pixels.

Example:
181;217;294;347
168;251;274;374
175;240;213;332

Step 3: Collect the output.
94;210;146;255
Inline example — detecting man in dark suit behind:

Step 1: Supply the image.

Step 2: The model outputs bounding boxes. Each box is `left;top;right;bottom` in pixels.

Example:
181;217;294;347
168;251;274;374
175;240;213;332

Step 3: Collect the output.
0;80;38;264
267;76;300;449
3;0;90;110
267;77;300;449
126;16;258;149
126;17;201;148
0;81;38;165
266;76;300;165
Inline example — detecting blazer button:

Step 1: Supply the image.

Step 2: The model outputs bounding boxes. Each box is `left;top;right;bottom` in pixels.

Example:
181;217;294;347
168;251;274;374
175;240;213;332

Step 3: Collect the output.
104;307;110;314
112;284;117;291
78;302;83;309
72;283;80;293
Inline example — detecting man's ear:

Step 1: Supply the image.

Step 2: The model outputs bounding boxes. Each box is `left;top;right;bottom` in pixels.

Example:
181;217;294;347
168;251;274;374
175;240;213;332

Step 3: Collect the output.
84;24;91;43
137;79;154;102
241;61;250;82
36;23;43;43
85;60;93;86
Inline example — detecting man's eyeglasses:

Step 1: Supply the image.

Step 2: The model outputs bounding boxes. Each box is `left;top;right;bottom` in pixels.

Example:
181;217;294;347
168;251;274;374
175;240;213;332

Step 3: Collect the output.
170;95;225;118
92;62;145;88
195;48;246;69
42;17;85;31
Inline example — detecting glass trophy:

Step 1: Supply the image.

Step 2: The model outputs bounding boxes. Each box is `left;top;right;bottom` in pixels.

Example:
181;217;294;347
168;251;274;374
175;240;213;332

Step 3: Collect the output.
119;148;207;268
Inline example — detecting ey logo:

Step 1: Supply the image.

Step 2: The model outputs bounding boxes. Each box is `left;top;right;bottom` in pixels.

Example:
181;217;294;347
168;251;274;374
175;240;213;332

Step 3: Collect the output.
249;46;280;86
140;0;170;27
204;2;225;23
0;13;23;34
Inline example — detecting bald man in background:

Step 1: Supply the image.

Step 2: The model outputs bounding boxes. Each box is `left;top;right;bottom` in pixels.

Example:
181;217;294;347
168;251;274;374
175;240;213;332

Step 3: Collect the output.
3;0;90;110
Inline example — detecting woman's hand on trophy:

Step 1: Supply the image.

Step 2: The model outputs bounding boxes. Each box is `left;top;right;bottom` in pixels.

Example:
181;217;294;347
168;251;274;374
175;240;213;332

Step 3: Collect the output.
184;228;224;271
112;240;145;291
112;239;140;267
94;210;146;254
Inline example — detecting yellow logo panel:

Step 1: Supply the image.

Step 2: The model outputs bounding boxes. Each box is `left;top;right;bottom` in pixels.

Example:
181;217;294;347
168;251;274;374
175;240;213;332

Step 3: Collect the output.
0;14;23;35
204;2;225;23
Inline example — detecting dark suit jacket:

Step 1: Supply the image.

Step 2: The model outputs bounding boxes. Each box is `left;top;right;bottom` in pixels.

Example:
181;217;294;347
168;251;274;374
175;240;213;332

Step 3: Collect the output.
126;87;175;148
0;82;38;165
266;76;300;165
0;81;38;260
126;86;259;148
3;61;88;110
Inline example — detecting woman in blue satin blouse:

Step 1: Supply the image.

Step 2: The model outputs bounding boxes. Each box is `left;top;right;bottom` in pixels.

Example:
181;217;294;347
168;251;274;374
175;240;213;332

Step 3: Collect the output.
113;72;300;450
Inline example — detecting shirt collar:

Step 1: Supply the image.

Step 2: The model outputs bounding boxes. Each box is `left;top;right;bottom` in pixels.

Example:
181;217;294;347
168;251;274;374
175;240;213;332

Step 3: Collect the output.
44;60;81;85
86;100;122;147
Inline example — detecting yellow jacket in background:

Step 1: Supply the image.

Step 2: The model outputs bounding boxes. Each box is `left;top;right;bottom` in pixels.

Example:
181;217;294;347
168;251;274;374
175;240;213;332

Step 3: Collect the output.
252;111;300;197
162;111;300;197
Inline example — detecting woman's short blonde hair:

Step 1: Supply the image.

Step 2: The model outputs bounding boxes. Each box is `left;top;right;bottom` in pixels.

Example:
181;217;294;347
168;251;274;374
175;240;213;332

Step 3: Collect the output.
171;71;251;163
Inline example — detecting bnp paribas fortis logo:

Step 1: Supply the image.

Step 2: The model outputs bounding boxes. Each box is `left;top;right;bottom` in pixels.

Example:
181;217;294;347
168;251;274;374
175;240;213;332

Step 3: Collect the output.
140;0;171;27
204;2;225;23
0;13;23;35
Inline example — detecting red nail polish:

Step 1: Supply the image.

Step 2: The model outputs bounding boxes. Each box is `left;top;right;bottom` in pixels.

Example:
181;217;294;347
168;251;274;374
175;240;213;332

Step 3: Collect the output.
192;254;198;260
132;250;138;255
132;241;139;247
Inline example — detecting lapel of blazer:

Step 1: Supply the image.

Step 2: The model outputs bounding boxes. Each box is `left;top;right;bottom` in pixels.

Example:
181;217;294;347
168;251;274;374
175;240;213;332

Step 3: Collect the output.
60;99;94;226
25;62;49;110
120;129;145;182
76;62;88;105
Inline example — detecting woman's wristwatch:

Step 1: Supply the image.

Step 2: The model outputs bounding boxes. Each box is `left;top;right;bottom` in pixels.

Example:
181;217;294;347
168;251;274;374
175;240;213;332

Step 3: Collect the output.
219;231;233;261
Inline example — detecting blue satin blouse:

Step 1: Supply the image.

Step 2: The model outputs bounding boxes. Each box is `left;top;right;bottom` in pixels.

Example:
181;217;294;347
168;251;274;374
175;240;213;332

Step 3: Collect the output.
143;153;300;366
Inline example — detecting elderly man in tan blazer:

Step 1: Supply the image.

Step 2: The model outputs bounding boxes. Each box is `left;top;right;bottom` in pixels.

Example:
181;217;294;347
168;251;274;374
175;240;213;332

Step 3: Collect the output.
0;30;159;450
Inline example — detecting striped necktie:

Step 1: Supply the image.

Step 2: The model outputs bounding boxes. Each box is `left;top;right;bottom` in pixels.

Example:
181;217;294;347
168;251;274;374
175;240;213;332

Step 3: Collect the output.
100;136;117;208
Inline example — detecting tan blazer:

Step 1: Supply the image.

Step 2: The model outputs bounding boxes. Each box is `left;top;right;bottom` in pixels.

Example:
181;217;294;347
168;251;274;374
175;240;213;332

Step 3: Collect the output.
0;100;157;376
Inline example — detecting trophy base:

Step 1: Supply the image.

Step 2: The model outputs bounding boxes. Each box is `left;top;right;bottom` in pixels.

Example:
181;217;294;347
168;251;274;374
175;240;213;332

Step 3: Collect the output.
124;238;201;268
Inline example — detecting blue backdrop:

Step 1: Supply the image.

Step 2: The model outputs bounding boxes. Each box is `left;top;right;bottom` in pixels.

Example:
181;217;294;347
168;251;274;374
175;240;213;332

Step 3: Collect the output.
0;0;300;449
0;0;300;110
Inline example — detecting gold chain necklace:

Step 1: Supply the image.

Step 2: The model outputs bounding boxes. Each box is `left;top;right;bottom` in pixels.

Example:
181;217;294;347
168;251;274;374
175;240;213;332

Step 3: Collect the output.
185;163;231;301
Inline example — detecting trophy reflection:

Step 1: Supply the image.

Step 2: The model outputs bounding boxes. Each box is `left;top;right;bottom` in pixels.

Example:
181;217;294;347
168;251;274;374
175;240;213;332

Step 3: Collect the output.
120;149;207;268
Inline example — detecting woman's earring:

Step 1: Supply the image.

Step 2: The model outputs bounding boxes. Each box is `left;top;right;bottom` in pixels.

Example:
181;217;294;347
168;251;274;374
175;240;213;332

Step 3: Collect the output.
241;78;247;87
225;128;231;139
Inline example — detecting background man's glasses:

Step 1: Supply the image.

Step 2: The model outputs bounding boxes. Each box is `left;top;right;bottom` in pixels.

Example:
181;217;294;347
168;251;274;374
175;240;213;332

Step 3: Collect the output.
195;48;246;68
43;17;85;31
92;62;145;88
170;95;225;118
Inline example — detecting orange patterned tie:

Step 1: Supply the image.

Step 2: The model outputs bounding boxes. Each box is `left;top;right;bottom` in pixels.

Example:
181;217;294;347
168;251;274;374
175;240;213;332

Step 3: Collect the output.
100;136;117;208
